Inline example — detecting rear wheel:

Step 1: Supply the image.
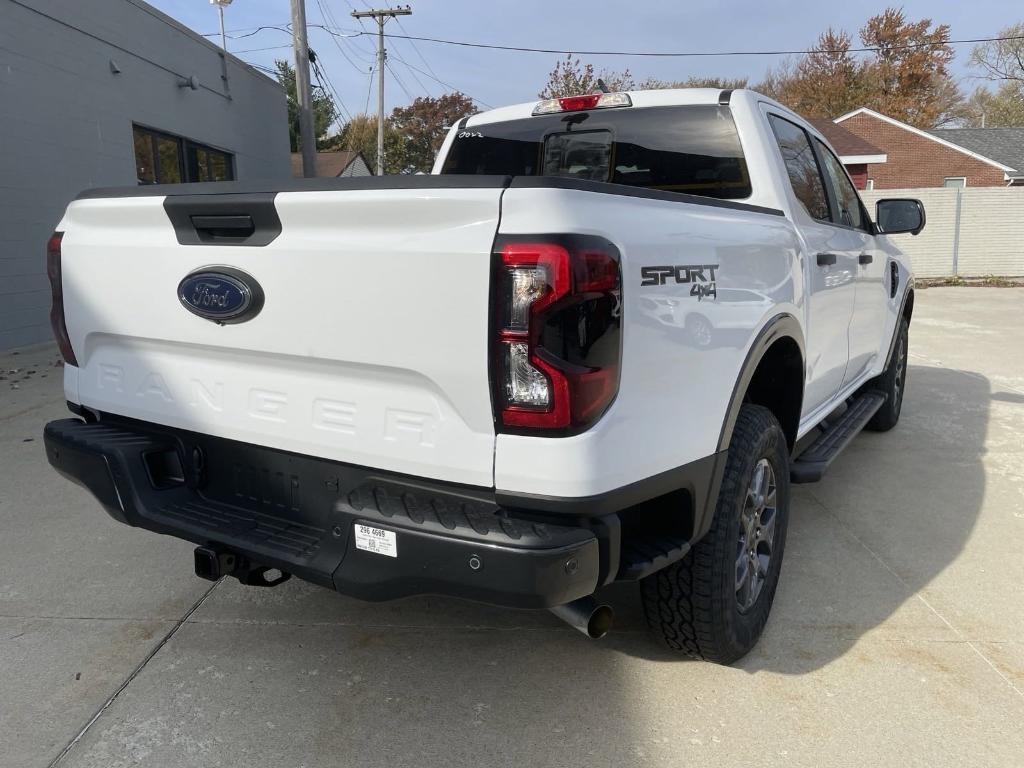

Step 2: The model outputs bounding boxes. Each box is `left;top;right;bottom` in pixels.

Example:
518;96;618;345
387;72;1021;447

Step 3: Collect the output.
640;404;789;664
866;317;909;432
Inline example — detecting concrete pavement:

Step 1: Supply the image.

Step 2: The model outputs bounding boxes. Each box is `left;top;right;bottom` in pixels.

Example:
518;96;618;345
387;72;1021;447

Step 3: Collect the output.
2;287;1022;767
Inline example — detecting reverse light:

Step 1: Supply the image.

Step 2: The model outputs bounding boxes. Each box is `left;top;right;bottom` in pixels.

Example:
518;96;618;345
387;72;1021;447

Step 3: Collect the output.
46;231;78;366
491;235;622;434
532;92;633;116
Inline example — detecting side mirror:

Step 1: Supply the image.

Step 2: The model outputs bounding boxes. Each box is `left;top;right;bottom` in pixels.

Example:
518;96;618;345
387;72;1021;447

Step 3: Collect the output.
875;198;926;236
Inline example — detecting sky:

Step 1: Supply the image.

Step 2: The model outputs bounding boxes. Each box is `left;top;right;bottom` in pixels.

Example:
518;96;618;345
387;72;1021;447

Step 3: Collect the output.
148;0;1020;123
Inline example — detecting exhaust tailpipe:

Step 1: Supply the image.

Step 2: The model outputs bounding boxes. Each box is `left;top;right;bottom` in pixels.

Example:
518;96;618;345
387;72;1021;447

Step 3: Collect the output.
549;597;614;639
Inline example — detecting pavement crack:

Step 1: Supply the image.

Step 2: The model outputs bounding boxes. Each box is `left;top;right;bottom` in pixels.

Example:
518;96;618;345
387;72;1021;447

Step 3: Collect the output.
46;579;223;768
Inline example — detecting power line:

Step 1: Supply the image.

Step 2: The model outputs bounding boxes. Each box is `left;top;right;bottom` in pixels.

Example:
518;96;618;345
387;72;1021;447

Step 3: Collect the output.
394;16;441;82
389;50;434;97
314;23;491;106
364;64;376;114
336;0;380;59
238;59;278;75
387;53;493;108
206;24;293;41
374;31;1024;58
201;24;1024;59
394;57;434;98
318;0;377;62
233;43;293;54
314;0;374;75
311;51;353;122
385;61;415;102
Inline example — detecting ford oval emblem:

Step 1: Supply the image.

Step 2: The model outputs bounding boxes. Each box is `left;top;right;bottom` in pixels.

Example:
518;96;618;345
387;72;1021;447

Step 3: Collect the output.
177;267;264;324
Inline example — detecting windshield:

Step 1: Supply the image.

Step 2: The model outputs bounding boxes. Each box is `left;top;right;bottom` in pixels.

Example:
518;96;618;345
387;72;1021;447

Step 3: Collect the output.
441;105;751;200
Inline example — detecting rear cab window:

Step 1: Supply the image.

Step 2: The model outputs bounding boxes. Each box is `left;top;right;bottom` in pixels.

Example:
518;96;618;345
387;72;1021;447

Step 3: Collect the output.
441;105;752;200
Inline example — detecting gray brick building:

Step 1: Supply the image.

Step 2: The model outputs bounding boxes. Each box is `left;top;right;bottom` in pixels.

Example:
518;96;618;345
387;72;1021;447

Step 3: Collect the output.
0;0;291;351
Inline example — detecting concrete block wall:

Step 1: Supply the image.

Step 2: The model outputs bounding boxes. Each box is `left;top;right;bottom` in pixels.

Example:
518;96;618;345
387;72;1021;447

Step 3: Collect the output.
861;187;1024;278
0;0;291;351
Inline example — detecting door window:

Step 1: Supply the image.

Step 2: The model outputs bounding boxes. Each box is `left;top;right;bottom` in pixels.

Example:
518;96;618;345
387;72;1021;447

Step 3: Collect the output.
768;115;830;221
815;140;868;231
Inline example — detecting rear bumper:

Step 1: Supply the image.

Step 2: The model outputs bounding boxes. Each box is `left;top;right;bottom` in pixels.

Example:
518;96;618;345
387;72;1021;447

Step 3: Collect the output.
43;416;602;609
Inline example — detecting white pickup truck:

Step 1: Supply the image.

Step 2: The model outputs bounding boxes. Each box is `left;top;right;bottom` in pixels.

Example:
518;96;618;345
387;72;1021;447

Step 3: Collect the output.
44;88;923;663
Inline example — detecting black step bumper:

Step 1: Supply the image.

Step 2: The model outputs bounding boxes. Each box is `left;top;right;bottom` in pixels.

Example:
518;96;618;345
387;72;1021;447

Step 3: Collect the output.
43;417;602;609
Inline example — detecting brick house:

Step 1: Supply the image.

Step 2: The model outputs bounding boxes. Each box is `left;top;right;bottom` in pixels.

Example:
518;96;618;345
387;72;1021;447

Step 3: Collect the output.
808;119;887;190
834;107;1024;189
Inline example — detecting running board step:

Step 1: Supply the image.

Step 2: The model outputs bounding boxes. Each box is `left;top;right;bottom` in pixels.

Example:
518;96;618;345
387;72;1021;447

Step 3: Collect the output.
791;391;887;484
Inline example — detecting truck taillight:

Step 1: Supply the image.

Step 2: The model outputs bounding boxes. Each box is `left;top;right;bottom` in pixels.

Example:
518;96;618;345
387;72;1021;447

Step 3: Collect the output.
491;235;621;434
46;231;78;366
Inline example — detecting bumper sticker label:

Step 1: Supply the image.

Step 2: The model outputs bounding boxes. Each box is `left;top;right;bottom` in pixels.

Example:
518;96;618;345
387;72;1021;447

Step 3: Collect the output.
354;524;398;558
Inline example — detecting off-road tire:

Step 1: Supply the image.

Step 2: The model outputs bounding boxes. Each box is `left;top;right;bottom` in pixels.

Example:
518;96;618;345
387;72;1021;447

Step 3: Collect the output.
640;404;789;665
865;317;909;432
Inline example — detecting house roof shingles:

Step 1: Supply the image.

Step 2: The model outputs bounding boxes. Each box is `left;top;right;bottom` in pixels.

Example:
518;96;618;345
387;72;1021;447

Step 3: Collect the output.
929;128;1024;176
808;118;885;159
289;150;364;177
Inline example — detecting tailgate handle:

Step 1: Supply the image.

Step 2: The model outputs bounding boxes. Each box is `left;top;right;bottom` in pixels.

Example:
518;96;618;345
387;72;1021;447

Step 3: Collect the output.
190;214;256;240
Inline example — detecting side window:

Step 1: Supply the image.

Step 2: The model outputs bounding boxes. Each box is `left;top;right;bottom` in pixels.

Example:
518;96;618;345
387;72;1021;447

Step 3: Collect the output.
815;139;867;231
768;115;830;222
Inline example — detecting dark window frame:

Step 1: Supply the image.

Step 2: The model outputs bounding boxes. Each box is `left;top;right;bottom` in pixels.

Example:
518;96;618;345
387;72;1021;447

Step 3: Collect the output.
811;138;873;234
132;124;235;185
767;113;832;224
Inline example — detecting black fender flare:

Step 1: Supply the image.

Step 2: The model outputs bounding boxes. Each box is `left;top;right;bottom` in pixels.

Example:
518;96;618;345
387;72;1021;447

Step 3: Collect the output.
883;281;915;371
716;313;805;453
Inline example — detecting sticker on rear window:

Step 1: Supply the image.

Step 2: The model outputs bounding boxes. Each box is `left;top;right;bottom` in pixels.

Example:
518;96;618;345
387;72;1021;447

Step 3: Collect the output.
354;524;398;558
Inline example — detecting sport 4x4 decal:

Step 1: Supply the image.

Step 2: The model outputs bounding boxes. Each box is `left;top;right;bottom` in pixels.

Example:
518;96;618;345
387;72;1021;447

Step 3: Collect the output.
640;264;719;300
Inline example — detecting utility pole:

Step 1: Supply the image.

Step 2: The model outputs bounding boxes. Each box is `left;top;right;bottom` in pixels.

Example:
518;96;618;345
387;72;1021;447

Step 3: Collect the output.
290;0;317;178
351;6;412;175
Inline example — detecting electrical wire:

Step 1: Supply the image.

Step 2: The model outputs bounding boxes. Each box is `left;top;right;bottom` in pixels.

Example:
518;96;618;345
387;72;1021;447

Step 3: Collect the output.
236;59;278;76
390;51;435;98
201;22;1024;59
385;61;416;102
335;0;379;59
375;31;1024;58
313;0;374;75
388;53;493;109
364;64;376;115
311;52;353;123
393;16;441;89
232;43;293;54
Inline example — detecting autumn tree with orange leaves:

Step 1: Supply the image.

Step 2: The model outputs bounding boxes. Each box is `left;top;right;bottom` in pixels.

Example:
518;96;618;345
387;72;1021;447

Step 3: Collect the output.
761;9;960;126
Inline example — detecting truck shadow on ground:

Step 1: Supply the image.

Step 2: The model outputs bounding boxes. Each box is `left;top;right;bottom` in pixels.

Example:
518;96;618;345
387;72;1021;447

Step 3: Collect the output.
301;362;993;673
74;365;999;765
598;363;996;673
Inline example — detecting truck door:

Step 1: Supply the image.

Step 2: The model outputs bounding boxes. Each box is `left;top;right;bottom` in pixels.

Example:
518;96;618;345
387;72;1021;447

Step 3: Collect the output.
767;114;857;416
813;139;889;386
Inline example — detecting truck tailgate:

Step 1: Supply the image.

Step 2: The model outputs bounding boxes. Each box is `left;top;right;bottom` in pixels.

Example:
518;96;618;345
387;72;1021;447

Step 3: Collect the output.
58;181;507;487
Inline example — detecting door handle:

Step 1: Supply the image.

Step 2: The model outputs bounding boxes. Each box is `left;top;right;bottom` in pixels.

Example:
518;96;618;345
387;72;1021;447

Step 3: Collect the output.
189;214;256;239
816;253;837;267
858;253;873;265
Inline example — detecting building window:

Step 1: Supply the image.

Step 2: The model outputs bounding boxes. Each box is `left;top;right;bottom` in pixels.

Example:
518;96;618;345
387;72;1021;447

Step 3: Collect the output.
133;125;234;185
865;179;875;190
943;177;967;188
